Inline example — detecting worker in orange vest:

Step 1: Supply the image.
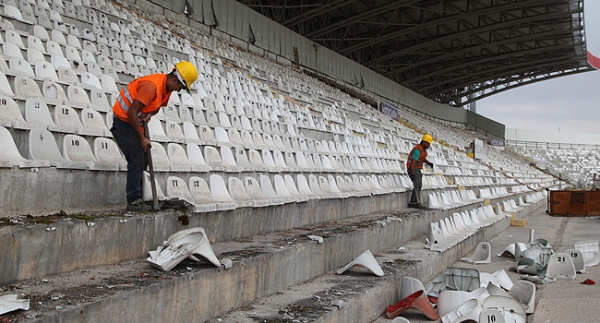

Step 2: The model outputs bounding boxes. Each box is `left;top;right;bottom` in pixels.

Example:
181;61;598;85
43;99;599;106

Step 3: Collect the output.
407;134;434;208
111;61;198;211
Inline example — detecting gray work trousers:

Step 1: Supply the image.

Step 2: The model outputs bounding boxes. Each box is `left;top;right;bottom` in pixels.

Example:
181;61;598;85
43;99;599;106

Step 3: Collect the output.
409;168;423;205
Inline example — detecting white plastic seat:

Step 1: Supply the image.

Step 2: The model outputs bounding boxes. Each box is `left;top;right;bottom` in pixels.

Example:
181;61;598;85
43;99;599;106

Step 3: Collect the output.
53;105;84;132
165;176;195;205
35;61;59;81
165;120;185;143
24;98;70;132
0;94;30;129
63;134;121;170
66;85;91;109
187;176;218;212
147;142;171;172
478;308;506;323
508;280;536;314
259;174;290;205
0;126;49;168
5;30;25;48
545;253;576;280
28;128;85;168
209;174;238;210
166;143;192;172
226;176;255;208
93;137;126;170
244;175;276;206
81;72;103;89
3;42;24;60
146;117;169;142
461;242;491;264
81;108;111;136
574;240;600;267
9;58;34;78
203;146;224;171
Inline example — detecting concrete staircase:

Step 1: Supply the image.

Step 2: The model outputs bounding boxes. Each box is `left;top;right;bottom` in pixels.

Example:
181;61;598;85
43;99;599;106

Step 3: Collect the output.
0;191;546;322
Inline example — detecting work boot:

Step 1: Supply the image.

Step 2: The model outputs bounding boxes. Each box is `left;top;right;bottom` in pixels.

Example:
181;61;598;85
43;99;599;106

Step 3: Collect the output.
126;198;153;211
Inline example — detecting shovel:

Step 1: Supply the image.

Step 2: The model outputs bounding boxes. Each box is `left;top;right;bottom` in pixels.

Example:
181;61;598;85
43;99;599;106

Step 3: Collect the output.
143;122;160;211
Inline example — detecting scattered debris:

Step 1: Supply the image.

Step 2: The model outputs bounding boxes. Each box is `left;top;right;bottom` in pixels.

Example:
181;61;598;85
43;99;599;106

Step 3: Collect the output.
307;235;324;244
330;300;345;309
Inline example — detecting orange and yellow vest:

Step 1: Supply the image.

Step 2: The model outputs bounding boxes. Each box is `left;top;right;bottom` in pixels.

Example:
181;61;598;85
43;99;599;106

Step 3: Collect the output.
406;144;428;169
112;74;171;123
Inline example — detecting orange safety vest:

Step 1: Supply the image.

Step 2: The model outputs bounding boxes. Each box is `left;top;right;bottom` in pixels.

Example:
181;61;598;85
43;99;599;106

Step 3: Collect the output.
406;144;428;169
112;74;172;123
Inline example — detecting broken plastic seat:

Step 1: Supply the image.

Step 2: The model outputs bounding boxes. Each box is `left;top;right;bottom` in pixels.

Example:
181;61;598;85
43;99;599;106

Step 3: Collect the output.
482;296;526;323
440;298;482;323
564;249;586;273
386;290;439;320
470;287;490;306
445;267;481;292
461;241;491;264
0;294;30;315
147;227;220;271
545;253;576;280
486;283;511;298
479;269;513;291
479;308;506;323
401;277;425;299
508;280;536;314
437;290;475;317
336;250;384;277
514;257;546;276
574;240;600;267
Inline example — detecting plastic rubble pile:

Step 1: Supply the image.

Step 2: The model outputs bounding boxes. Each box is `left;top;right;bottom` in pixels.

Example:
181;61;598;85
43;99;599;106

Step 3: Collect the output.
384;237;600;323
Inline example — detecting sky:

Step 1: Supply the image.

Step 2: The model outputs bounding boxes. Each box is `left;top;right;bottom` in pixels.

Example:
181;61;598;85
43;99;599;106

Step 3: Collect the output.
476;1;600;135
476;69;600;134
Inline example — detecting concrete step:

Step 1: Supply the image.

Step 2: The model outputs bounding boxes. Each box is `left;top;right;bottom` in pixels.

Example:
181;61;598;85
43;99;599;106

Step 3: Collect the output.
0;200;523;323
1;190;530;287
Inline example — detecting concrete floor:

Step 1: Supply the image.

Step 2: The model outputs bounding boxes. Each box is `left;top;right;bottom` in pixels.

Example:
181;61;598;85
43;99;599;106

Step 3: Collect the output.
372;207;600;323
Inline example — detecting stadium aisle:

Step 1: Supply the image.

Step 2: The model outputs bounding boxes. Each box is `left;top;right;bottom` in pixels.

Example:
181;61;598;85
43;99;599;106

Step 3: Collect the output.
372;207;600;323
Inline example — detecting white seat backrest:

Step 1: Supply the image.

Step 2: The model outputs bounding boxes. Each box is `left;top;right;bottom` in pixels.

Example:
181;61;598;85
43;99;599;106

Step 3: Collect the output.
67;85;90;105
94;137;125;164
81;72;103;89
35;61;59;81
81;108;109;133
51;29;67;45
25;98;56;126
63;134;95;162
54;105;83;129
28;128;66;162
9;57;34;77
14;75;42;99
189;176;216;203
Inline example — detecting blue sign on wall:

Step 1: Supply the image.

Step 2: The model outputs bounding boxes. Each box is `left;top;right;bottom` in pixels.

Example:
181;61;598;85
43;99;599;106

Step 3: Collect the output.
381;102;399;120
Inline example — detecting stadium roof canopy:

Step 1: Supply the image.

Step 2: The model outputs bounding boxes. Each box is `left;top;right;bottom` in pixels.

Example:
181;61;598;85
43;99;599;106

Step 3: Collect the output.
236;0;592;107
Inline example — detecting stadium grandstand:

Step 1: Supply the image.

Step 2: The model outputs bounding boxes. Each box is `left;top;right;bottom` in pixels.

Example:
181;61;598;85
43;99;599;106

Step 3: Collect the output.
0;0;598;322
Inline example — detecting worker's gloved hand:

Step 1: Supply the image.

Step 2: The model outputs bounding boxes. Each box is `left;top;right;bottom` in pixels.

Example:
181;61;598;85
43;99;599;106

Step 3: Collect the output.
427;162;434;170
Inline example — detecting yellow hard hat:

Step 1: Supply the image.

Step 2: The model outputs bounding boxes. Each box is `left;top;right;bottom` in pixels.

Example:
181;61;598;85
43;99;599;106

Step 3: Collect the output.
174;61;198;93
422;134;433;144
